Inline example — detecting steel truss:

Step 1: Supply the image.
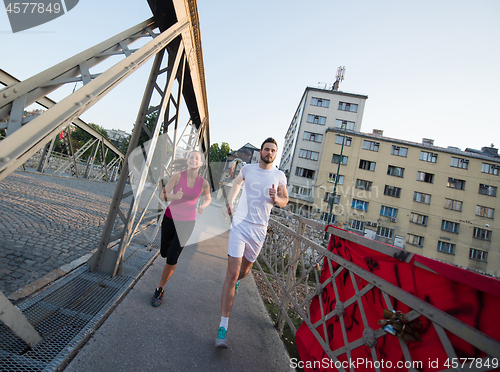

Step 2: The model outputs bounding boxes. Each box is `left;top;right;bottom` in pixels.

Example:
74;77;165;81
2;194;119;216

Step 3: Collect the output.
258;211;500;371
0;69;125;181
0;0;209;346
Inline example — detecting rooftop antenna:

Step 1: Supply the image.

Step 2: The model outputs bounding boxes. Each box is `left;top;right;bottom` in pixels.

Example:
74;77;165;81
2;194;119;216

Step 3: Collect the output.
332;66;345;91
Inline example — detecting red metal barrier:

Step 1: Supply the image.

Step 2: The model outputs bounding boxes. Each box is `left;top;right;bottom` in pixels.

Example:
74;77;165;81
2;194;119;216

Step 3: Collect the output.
296;226;500;371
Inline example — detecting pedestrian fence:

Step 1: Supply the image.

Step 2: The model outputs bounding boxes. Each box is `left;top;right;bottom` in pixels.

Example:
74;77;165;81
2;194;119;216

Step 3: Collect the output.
256;209;500;371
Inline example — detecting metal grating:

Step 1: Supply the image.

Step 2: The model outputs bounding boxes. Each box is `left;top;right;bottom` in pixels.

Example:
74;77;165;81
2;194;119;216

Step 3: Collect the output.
0;245;158;372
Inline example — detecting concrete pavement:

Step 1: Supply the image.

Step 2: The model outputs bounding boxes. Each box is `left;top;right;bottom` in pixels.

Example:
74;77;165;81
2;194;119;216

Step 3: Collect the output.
65;229;293;372
1;170;294;371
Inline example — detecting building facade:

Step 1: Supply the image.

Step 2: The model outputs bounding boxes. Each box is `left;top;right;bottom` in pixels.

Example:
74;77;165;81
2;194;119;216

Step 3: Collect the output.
279;86;368;214
291;126;500;275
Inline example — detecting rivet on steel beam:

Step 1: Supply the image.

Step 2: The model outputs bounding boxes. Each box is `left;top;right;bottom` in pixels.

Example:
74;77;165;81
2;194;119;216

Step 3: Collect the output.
2;92;8;98
13;88;18;93
419;306;424;312
0;157;11;162
87;94;94;98
428;311;434;317
76;102;83;106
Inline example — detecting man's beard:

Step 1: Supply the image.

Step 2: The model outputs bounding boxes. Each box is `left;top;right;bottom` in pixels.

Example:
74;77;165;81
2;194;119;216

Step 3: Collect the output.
261;155;274;164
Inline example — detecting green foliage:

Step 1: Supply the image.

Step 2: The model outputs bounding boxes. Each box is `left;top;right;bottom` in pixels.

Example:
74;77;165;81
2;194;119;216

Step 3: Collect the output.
72;123;109;143
210;142;231;162
208;142;232;187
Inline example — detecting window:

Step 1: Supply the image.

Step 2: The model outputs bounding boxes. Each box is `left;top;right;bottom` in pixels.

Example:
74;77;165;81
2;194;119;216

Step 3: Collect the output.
469;248;488;262
377;226;394;239
303;131;323;143
384;185;401;197
299;149;319;160
450;157;469;169
328;173;344;184
414;191;431;204
295;167;315;179
332;154;348;165
356;179;372;191
335;135;352;146
306;114;327;125
352;199;369;211
479;184;497;197
349;219;365;231
410;213;428;226
420;151;438;163
481;163;499;175
311;97;330;108
359;159;376;171
391;146;408;157
324;192;340;204
441;220;460;233
445;198;462;212
380;205;398;218
476;205;494;219
447;177;466;190
362;140;379;152
417;171;434;183
437;241;455;254
473;227;492;241
292;185;312;197
320;212;334;223
338;101;358;112
334;119;355;130
387;165;405;178
408;234;424;247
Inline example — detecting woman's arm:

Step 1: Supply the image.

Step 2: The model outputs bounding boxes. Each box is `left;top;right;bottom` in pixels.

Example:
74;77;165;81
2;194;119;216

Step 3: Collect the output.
197;179;212;214
161;172;183;201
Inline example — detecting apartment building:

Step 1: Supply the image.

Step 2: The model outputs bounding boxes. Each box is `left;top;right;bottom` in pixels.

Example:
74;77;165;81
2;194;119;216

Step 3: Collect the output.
279;86;368;212
298;128;500;275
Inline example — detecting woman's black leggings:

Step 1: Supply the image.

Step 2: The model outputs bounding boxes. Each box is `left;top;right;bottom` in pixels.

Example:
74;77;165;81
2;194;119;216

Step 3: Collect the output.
161;217;196;265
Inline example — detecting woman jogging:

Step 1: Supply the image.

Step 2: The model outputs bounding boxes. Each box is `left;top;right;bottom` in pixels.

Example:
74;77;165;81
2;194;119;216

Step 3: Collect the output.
152;150;211;307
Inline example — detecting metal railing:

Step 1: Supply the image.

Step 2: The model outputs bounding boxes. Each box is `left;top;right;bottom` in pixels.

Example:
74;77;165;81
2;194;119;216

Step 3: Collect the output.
256;209;500;370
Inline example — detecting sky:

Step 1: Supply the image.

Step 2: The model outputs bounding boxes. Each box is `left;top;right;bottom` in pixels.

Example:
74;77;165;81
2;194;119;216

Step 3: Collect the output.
1;0;499;162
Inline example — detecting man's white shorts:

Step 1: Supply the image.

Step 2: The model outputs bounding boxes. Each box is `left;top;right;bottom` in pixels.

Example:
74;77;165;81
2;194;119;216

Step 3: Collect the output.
227;220;267;263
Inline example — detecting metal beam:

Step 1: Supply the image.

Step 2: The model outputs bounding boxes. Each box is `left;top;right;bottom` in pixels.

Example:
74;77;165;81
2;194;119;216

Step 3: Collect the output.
89;0;210;276
0;17;191;182
0;291;42;347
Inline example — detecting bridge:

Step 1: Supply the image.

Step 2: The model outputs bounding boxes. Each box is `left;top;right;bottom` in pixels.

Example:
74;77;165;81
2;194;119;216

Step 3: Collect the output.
1;0;500;371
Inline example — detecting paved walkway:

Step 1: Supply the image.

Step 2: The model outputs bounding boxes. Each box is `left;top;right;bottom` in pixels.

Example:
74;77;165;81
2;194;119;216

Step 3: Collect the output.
1;170;294;371
65;228;293;372
0;170;130;297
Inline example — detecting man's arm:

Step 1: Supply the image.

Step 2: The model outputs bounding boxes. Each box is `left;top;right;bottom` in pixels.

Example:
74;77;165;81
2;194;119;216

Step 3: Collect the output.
271;184;289;208
226;173;244;215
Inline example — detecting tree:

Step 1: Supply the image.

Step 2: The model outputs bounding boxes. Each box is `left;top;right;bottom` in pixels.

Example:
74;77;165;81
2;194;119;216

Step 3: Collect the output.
210;142;231;162
208;142;232;187
72;123;109;143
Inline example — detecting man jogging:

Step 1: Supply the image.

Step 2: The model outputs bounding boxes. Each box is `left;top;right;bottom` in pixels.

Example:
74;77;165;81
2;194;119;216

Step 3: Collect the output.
215;137;288;348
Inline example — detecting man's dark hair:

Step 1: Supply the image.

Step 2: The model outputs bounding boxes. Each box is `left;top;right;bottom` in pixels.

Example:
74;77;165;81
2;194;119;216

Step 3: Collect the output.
261;137;278;151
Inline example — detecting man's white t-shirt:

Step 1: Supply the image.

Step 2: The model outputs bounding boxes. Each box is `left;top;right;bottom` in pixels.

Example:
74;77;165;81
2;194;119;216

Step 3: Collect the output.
232;163;287;226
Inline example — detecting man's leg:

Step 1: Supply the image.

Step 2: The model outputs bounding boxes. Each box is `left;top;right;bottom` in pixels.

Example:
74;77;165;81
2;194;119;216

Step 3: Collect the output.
221;256;242;317
238;256;254;280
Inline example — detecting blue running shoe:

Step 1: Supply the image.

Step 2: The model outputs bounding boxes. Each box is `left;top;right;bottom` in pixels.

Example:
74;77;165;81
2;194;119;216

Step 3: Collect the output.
215;327;228;348
151;287;163;307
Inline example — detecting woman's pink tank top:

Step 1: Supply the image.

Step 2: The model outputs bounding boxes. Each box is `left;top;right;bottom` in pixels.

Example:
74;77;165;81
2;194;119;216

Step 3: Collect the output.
165;171;204;221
